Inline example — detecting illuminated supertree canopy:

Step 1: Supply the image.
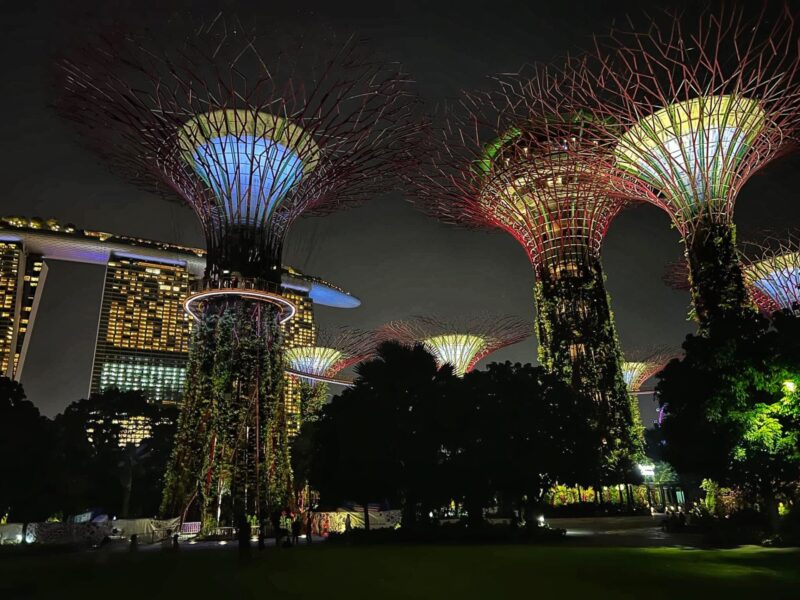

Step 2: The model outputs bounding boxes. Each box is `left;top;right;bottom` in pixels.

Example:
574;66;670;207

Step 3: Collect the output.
58;22;418;527
561;5;800;327
741;235;800;315
621;346;678;439
665;233;800;316
285;328;375;385
378;315;531;377
417;71;640;472
59;24;418;287
622;347;678;394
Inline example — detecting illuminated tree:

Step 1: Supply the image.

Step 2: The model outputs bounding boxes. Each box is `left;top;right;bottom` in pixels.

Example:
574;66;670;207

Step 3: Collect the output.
563;5;800;328
622;346;678;447
665;233;800;317
418;71;639;473
285;328;375;421
286;328;374;385
741;234;800;316
58;23;417;527
378;315;530;377
622;347;677;394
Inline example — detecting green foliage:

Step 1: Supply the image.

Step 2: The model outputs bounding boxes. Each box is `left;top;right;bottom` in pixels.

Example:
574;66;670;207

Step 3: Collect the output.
1;381;176;521
533;254;640;479
299;380;328;423
685;220;754;330
0;378;54;522
653;461;679;484
302;343;605;528
657;311;800;523
161;300;289;527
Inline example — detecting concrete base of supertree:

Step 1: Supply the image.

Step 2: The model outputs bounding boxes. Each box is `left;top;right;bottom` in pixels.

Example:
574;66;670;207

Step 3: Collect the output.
533;253;641;476
685;218;754;330
160;297;293;529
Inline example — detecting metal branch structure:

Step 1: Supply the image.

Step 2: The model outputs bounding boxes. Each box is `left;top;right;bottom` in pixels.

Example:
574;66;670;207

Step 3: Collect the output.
417;68;639;471
285;328;375;385
621;346;678;442
662;259;692;293
378;315;531;377
665;232;800;316
742;233;800;315
58;22;418;529
622;347;678;394
562;4;800;327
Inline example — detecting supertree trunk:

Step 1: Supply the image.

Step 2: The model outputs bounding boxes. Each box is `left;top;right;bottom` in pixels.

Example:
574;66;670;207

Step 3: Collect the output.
161;299;290;527
685;219;752;328
534;253;641;475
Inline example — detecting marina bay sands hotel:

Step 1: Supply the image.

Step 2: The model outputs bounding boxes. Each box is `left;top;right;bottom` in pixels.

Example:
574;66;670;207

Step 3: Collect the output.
0;216;359;422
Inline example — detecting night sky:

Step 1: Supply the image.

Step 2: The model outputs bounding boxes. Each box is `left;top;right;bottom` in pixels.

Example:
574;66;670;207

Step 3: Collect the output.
2;0;798;419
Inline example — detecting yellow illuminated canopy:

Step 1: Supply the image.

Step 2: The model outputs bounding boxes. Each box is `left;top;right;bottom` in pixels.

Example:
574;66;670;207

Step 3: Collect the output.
285;346;344;377
478;137;623;267
423;334;487;377
616;95;765;216
621;361;650;393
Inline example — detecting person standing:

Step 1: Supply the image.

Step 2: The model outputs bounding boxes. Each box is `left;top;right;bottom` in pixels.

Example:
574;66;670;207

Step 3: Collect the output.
271;510;282;548
291;514;301;546
280;511;292;546
306;511;313;545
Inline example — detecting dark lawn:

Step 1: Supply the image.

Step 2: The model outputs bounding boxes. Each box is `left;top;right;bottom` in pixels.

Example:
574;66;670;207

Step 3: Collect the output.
1;544;798;599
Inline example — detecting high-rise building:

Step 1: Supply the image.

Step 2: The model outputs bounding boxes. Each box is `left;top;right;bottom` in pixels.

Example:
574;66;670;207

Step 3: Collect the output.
280;287;316;435
11;254;46;379
0;217;360;418
0;241;23;376
89;253;193;404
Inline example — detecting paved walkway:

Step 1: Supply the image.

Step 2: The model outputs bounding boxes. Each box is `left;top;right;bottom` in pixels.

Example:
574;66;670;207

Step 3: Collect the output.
547;515;704;547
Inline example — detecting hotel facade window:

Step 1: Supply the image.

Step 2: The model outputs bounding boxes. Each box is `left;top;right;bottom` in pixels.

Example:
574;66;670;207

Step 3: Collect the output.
280;289;315;435
90;254;193;403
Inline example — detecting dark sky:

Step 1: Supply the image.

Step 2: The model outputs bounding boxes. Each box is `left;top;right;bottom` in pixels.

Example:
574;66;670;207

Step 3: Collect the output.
2;0;798;419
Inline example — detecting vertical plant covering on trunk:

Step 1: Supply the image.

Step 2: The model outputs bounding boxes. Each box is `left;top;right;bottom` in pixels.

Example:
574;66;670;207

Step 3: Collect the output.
161;301;289;527
559;4;800;330
532;252;636;474
57;19;419;527
417;81;641;474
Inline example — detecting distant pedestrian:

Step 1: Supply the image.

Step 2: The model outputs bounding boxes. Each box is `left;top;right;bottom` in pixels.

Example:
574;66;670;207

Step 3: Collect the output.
345;513;352;533
306;511;313;544
291;515;301;546
129;534;138;552
280;511;292;547
162;529;173;551
172;532;180;551
271;510;282;547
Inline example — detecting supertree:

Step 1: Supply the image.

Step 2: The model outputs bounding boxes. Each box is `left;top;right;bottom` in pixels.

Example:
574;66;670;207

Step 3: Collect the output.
622;346;678;456
665;233;800;316
285;328;375;420
58;22;418;528
378;315;530;377
417;70;640;472
562;4;800;328
621;347;677;395
741;234;800;315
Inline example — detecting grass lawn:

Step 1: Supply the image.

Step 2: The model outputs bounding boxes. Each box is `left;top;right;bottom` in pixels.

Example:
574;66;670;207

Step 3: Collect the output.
1;544;798;599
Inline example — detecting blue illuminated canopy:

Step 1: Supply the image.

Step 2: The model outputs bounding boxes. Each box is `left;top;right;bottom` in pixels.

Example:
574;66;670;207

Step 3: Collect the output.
192;135;304;224
753;268;800;309
178;110;320;226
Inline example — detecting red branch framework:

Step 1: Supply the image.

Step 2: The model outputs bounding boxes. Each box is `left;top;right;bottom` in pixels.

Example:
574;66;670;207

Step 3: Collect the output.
377;315;531;376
